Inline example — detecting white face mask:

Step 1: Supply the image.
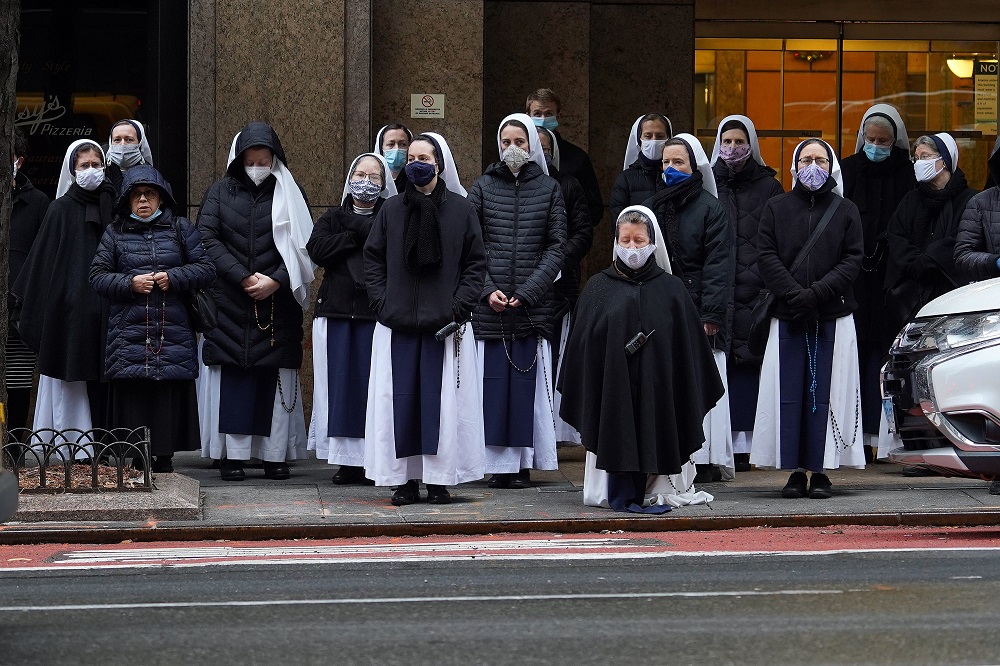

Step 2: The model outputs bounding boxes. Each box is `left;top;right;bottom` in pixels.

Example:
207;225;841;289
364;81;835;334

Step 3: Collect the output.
615;243;657;270
75;166;105;191
640;139;667;161
245;165;272;186
913;157;945;183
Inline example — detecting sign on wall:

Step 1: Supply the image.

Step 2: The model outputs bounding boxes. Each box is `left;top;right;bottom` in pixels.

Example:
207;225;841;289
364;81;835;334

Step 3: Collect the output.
974;60;998;135
410;93;445;119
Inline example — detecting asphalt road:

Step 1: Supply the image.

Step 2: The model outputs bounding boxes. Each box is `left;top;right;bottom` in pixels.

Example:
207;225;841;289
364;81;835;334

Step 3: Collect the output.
2;533;1000;665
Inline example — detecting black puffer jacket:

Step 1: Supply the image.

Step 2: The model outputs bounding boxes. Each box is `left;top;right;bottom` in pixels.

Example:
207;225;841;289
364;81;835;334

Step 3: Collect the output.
91;192;215;381
308;197;384;320
713;159;784;364
549;165;594;312
197;122;306;369
757;179;864;321
364;186;487;333
9;173;49;319
955;139;1000;282
609;156;662;222
468;161;567;341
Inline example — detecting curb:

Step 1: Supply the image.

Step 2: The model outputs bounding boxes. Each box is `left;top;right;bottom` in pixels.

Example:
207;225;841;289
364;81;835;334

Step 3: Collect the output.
3;510;1000;545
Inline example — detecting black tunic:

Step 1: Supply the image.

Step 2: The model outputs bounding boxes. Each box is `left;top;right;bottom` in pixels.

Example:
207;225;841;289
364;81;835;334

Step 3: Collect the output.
558;259;724;475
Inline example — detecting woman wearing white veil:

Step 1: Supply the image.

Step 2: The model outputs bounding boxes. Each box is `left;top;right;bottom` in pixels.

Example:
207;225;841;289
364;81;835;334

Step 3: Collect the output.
197;121;314;481
644;133;735;483
373;123;412;192
752;139;865;499
105;118;154;195
609;113;673;221
468;113;567;489
560;205;723;512
307;153;396;484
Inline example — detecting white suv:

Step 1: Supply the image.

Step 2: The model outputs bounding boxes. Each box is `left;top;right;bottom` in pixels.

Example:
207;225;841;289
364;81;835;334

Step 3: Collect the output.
882;278;1000;476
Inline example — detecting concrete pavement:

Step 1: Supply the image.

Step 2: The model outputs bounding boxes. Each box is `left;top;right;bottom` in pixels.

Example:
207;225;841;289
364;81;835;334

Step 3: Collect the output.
3;446;1000;544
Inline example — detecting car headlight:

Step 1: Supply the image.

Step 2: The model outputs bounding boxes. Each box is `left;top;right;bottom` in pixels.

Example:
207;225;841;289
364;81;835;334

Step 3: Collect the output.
901;311;1000;353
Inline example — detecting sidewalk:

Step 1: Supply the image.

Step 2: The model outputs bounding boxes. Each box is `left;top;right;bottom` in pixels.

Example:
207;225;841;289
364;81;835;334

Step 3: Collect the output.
4;446;1000;545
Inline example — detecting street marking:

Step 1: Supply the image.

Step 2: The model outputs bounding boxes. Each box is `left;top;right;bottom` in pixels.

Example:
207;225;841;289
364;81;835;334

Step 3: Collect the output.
0;588;859;613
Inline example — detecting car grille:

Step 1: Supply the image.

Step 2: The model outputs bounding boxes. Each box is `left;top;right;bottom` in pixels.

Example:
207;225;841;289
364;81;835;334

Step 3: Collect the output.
883;338;949;451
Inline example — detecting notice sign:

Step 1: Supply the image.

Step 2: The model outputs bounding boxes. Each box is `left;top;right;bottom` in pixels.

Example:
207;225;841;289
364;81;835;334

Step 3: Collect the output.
410;93;445;119
974;60;998;134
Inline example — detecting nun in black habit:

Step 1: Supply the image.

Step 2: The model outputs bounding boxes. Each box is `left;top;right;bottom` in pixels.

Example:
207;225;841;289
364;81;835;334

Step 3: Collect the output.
559;205;724;512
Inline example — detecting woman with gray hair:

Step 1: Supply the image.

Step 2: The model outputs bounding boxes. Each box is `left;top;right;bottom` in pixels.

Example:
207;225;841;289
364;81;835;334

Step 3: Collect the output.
885;133;976;338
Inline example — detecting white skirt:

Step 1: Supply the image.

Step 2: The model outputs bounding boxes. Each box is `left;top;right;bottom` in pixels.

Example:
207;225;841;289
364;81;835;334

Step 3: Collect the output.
553;313;582;445
363;323;485;487
31;375;94;460
750;316;865;470
477;337;559;473
307;317;369;466
197;342;307;462
691;350;735;478
582;453;712;509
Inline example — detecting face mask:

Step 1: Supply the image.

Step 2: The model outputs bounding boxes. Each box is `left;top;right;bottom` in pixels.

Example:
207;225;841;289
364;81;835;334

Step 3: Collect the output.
130;207;163;221
641;139;667;161
795;162;830;191
662;166;692;187
244;165;271;186
913;157;945;183
719;143;752;169
532;116;558;131
349;178;382;203
75;167;105;191
108;143;144;168
502;144;531;172
383;148;407;172
863;142;892;163
404;159;437;187
615;243;657;270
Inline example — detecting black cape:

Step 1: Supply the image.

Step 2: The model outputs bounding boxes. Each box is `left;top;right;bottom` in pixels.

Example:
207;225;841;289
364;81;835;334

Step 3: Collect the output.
558;259;724;475
12;181;114;381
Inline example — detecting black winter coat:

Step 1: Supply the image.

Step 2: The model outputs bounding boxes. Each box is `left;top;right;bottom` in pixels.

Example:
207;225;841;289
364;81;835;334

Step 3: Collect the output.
713;160;784;364
549;165;594;312
9;173;49;320
885;170;976;335
308;197;384;321
364;186;487;334
468;161;567;341
955;141;1000;282
197;123;305;369
555;132;604;227
756;180;864;321
841;146;916;344
90;208;216;381
610;156;662;222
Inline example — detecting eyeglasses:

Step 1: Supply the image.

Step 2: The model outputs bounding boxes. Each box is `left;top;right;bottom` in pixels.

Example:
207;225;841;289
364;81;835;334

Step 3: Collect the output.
130;188;160;201
351;171;383;185
911;154;941;163
797;157;830;166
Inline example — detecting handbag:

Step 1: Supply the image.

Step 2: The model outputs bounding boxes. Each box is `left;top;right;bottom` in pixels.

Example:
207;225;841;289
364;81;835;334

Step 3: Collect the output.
172;220;218;332
747;195;843;357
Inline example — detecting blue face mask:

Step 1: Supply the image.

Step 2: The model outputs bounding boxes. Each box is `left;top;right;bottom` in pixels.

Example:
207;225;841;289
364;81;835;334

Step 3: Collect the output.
383;148;407;172
532;116;558;131
404;159;437;187
863;142;892;163
662;166;692;187
130;207;163;221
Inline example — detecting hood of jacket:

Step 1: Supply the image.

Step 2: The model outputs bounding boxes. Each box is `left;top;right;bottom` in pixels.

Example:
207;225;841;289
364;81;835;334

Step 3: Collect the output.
114;164;177;214
225;121;288;180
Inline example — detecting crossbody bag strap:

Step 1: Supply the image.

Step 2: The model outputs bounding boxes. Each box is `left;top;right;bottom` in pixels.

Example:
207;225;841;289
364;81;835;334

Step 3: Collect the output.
172;218;189;264
789;194;843;275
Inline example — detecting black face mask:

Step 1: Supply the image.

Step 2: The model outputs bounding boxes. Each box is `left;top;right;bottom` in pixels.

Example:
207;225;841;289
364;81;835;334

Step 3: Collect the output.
404;160;437;186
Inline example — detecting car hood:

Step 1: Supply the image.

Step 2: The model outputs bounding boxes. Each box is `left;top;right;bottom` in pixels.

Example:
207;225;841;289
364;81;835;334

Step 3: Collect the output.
917;277;1000;318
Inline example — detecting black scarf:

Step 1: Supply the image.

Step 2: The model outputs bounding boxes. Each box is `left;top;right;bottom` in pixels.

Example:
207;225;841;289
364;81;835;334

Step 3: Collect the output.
910;168;970;248
645;170;704;276
402;178;446;275
66;181;115;231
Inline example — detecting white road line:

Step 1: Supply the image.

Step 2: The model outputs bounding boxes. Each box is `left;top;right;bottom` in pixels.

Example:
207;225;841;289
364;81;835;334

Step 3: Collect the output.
0;589;858;613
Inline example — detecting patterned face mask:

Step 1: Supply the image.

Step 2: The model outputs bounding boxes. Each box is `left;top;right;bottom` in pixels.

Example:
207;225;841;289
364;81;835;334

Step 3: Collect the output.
719;143;752;168
795;162;830;191
349;178;382;203
502;144;531;172
615;242;657;270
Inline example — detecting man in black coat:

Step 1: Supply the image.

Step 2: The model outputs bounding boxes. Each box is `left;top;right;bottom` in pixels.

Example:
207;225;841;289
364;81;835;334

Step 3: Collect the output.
526;88;603;227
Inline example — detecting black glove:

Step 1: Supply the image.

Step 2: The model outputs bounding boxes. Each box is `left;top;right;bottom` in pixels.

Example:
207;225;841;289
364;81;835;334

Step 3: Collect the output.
905;255;935;280
787;288;819;317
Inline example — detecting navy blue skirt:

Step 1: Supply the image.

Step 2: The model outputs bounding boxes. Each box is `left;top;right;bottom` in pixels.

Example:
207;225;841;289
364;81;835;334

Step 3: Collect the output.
482;338;537;448
778;319;836;472
326;318;376;439
727;362;761;432
390;330;445;459
219;365;278;437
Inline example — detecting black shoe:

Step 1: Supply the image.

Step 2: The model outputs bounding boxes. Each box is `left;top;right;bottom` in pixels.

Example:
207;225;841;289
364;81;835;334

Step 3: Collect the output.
263;461;291;480
734;453;752;473
808;472;833;499
989;479;1000;496
220;458;245;481
487;473;511;489
508;469;532;489
781;471;808;498
332;465;373;485
902;465;938;477
426;484;451;504
694;464;723;484
391;480;419;506
152;456;174;473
